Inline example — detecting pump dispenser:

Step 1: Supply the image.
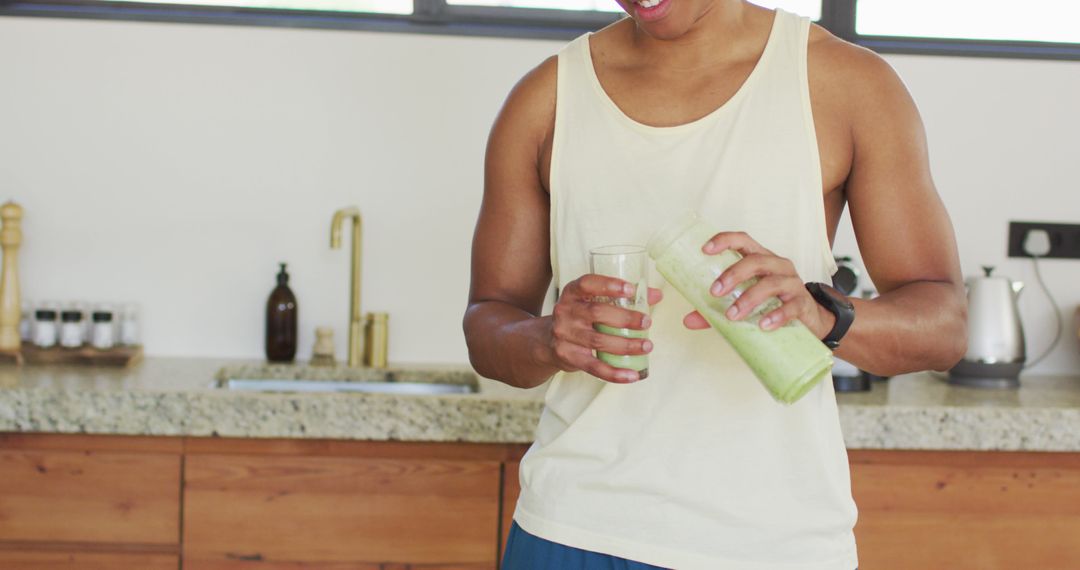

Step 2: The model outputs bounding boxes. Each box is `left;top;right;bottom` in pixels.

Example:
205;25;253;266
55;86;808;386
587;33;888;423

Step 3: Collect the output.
265;263;297;363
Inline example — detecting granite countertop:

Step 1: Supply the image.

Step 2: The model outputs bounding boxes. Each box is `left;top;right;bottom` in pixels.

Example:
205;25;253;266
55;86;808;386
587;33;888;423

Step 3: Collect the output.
0;358;1077;452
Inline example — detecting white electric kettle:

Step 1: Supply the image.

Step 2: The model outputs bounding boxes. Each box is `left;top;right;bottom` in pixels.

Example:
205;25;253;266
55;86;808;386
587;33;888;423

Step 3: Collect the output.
949;266;1026;388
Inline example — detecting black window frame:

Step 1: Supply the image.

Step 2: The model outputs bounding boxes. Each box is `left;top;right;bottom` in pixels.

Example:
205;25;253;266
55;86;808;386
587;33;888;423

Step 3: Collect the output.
2;0;1079;60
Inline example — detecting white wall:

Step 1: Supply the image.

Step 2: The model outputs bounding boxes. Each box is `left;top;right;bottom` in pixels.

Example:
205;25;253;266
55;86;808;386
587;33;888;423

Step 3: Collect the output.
2;15;1078;373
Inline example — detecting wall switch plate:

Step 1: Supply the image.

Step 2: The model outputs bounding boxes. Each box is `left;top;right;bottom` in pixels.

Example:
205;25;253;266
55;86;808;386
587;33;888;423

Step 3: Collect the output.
1007;221;1080;259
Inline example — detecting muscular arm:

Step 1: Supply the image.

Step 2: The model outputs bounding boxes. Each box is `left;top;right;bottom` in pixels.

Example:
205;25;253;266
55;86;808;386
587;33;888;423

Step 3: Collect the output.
465;58;655;388
463;58;560;389
823;44;967;375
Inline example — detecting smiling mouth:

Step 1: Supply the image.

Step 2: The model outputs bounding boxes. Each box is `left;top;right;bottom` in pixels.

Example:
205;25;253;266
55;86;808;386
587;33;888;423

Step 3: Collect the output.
631;0;672;21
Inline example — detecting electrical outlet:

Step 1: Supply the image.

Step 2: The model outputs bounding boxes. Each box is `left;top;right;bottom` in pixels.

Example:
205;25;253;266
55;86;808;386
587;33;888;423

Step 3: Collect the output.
1007;221;1080;259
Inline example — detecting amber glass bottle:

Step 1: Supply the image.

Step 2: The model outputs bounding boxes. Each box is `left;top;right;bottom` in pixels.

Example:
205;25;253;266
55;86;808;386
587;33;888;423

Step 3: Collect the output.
265;263;297;362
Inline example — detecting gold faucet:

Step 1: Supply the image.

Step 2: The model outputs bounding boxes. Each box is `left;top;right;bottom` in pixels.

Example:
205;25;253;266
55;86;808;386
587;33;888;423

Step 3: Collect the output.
330;207;364;367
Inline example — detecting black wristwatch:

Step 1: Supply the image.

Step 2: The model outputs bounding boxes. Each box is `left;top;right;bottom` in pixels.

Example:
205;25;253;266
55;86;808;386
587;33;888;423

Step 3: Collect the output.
805;282;855;350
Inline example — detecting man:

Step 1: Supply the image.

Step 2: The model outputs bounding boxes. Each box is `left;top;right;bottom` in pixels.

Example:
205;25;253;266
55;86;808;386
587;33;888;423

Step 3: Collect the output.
464;0;967;567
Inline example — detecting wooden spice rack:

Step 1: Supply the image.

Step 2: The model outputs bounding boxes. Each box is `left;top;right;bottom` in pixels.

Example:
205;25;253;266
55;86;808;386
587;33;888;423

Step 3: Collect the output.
5;344;144;367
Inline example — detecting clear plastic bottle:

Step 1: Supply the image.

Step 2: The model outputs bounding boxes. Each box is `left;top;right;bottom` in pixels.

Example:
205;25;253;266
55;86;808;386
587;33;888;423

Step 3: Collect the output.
119;303;141;346
646;213;834;404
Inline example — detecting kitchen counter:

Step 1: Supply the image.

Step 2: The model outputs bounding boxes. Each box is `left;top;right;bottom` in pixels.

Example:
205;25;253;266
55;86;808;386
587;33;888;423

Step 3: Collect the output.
0;358;1077;451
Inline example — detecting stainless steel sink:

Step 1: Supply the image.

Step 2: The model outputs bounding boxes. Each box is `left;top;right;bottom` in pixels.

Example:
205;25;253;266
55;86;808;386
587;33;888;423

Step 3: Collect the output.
222;379;475;395
212;364;479;395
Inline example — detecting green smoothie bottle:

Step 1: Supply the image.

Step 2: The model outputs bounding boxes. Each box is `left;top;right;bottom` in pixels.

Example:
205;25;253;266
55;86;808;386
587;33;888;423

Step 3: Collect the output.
646;213;833;404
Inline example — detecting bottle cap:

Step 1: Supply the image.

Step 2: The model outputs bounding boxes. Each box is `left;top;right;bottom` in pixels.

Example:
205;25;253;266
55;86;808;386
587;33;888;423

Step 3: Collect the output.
92;312;113;323
35;309;57;320
60;310;83;323
277;262;289;285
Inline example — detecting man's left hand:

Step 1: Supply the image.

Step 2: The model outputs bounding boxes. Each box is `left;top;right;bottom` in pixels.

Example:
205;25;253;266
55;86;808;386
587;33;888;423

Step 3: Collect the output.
682;231;836;339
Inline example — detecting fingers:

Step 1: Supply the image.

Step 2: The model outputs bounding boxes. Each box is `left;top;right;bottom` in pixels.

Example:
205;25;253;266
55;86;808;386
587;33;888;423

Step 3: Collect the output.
683;310;710;330
725;275;803;321
563;274;634;301
711;253;797;297
551;280;653;383
702;231;772;257
551;341;640;383
647;287;664;306
759;301;806;331
553;305;651;353
553;301;650;331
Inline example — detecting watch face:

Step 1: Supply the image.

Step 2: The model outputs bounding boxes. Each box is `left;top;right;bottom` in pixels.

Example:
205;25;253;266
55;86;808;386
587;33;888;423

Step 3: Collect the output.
819;283;855;309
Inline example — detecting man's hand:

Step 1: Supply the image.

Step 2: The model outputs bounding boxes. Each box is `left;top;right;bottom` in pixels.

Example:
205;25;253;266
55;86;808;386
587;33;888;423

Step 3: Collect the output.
682;231;836;339
545;275;663;384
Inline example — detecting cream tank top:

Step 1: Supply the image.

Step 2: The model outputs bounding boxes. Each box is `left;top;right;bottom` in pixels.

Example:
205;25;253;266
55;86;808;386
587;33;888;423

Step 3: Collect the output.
512;10;858;570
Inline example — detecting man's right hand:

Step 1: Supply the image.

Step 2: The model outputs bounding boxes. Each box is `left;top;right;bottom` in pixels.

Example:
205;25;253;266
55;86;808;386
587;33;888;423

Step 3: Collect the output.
544;275;662;384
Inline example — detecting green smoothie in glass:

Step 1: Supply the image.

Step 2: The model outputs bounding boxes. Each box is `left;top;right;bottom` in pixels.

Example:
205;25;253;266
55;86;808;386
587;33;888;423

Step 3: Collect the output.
589;246;651;379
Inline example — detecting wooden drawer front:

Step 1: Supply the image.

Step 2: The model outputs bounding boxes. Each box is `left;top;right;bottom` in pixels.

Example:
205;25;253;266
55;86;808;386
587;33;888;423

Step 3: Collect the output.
0;450;180;545
0;550;177;569
851;450;1080;570
186;562;493;570
184;455;500;566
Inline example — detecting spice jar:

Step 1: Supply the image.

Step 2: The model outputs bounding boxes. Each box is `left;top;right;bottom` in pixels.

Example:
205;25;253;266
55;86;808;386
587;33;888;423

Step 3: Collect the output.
33;308;58;348
92;309;115;350
59;310;84;348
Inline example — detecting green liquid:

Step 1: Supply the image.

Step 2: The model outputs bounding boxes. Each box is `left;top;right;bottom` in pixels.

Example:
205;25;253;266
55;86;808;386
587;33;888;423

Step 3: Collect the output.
594;324;649;375
649;222;832;404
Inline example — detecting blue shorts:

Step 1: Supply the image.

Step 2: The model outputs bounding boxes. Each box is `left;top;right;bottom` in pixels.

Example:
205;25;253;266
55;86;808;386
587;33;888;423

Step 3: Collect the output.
501;521;667;570
502;521;858;570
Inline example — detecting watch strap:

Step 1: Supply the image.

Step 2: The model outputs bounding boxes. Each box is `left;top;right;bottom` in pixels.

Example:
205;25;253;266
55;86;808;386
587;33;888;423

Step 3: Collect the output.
806;282;855;349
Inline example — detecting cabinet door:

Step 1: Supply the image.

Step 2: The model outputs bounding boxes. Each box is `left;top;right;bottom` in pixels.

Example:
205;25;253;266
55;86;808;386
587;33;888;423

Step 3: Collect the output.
0;551;177;569
851;450;1080;570
183;454;500;568
0;450;180;545
186;562;487;569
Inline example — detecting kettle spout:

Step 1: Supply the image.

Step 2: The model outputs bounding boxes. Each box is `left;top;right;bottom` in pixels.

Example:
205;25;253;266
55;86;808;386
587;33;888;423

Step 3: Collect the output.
1012;281;1025;296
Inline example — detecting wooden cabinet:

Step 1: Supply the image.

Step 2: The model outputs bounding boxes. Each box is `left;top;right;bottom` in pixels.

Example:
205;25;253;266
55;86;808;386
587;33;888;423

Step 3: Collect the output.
183;454;501;568
2;433;1079;570
185;562;487;570
0;434;182;567
0;449;180;545
0;551;177;569
850;450;1080;570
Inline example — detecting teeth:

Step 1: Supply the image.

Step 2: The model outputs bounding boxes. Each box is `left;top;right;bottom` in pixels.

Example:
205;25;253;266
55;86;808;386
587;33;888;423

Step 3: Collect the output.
637;0;661;8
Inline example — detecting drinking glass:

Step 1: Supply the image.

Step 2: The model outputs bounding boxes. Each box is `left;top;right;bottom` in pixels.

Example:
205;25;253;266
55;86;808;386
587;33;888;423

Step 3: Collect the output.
589;245;651;379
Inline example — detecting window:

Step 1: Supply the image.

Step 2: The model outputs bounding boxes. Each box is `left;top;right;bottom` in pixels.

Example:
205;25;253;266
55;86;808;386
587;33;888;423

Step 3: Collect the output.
447;0;622;12
3;0;1078;59
82;0;410;14
856;0;1080;44
848;0;1080;59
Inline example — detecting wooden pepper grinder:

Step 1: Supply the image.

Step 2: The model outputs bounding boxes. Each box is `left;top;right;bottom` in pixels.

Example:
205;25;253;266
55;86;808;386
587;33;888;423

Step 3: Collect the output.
0;201;23;356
